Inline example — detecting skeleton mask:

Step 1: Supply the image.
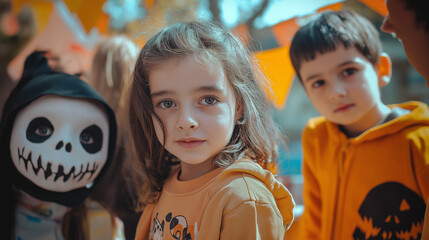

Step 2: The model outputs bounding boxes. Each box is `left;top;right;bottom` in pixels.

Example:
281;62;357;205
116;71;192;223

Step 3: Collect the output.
0;51;117;207
10;95;109;192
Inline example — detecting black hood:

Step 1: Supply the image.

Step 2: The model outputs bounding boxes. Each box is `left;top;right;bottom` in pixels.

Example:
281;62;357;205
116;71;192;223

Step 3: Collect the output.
0;51;117;207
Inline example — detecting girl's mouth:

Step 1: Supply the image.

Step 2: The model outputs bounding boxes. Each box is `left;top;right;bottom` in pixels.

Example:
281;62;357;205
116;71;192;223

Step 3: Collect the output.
177;138;205;148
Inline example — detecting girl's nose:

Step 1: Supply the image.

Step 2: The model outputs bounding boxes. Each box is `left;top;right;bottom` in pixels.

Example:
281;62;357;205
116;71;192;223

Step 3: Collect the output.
176;108;198;130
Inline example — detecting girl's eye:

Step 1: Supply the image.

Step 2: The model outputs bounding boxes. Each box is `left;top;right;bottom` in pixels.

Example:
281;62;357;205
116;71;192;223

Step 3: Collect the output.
312;80;325;88
201;96;218;105
343;67;357;76
159;100;175;109
35;126;53;136
80;134;94;144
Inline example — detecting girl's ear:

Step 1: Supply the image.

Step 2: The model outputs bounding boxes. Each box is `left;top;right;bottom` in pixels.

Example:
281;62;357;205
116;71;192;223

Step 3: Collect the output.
235;100;244;123
377;52;392;87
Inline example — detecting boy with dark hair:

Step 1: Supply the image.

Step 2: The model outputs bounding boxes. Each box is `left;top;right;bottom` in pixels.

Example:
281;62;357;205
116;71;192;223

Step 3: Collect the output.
290;10;429;239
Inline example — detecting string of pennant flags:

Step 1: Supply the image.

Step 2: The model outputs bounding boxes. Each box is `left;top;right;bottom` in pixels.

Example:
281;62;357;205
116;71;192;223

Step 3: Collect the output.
9;0;387;110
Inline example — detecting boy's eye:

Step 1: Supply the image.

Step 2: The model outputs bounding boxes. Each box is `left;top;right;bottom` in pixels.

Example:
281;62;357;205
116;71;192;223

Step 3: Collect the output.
201;96;218;105
312;80;325;88
343;67;357;76
159;100;175;109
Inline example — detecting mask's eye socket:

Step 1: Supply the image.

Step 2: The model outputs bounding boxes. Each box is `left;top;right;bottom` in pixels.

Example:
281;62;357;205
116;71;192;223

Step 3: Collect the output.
26;117;54;143
80;125;103;154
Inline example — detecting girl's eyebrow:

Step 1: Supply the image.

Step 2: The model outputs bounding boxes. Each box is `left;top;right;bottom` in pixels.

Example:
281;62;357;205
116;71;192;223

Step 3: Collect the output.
151;85;224;97
197;85;223;94
150;90;170;98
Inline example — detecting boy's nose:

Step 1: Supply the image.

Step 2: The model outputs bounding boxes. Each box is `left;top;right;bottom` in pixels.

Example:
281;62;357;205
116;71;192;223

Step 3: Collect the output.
329;83;346;102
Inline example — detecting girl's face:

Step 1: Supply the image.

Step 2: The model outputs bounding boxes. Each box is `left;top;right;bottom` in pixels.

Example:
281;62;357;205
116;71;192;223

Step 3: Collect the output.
149;55;240;180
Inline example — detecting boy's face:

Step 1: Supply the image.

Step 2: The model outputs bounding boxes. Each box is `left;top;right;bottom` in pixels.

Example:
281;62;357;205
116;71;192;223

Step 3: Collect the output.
300;45;388;135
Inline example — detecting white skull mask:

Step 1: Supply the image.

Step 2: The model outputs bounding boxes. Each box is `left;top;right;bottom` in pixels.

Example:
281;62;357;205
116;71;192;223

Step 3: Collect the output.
10;95;109;192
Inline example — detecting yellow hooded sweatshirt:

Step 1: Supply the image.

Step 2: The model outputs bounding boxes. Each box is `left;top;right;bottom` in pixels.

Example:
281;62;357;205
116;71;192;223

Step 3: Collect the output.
300;101;429;239
135;158;295;240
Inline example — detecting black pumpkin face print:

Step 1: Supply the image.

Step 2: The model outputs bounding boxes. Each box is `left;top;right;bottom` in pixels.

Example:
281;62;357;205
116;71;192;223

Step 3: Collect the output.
353;182;425;240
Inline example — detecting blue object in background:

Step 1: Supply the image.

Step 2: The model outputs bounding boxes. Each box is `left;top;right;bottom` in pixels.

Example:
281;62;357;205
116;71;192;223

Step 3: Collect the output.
278;140;302;176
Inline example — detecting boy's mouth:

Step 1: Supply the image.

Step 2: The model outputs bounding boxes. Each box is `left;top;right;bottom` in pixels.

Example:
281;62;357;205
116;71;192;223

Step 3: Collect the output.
334;103;355;113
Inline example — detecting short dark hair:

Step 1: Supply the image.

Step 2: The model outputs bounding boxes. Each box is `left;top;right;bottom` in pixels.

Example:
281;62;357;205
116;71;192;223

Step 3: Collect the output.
401;0;429;32
289;10;381;82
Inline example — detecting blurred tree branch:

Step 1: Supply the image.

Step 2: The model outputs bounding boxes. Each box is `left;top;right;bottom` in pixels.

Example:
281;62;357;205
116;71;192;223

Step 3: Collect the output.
208;0;221;24
246;0;269;31
209;0;270;32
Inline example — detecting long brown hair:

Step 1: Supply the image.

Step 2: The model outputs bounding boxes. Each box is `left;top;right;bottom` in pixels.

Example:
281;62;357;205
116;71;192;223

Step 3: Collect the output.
90;35;139;208
91;35;138;112
129;21;284;209
90;35;141;239
61;204;90;240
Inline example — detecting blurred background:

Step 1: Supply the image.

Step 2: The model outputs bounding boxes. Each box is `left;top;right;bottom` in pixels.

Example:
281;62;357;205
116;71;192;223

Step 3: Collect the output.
2;0;429;231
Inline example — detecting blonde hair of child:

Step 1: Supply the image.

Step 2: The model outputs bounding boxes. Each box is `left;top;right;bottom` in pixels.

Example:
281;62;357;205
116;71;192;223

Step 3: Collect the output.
91;35;139;112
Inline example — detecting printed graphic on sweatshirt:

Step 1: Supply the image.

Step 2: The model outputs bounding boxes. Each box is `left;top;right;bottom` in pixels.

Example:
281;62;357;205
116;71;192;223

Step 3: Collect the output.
353;182;425;240
150;212;198;240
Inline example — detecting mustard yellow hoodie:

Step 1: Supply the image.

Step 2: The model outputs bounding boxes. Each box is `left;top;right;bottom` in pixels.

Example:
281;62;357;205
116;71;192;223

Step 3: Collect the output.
135;159;295;240
300;101;429;239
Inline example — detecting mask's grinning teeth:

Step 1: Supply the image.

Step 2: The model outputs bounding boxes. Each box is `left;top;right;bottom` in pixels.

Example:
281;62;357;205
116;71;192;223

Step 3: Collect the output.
17;147;29;170
44;160;53;179
33;153;43;175
16;147;100;183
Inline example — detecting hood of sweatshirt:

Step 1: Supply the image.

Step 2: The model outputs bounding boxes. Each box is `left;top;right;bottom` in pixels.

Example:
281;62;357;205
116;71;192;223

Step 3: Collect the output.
309;101;429;144
219;159;296;230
